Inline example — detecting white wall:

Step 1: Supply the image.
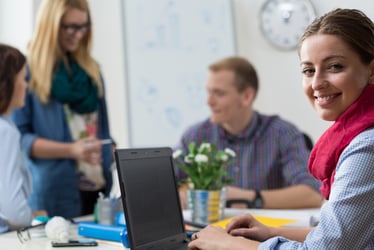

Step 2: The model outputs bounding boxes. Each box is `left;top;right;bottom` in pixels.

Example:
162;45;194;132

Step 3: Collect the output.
89;0;128;148
0;0;34;53
90;0;374;147
1;0;373;147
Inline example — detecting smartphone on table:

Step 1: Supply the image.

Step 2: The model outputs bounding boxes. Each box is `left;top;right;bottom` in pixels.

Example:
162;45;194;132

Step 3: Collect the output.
51;239;98;247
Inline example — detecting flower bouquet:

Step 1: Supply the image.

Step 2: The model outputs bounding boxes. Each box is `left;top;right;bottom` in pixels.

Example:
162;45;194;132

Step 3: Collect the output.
173;142;236;223
173;142;236;190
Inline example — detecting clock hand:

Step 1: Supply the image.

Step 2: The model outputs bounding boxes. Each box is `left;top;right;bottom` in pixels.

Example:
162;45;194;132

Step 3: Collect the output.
282;10;292;23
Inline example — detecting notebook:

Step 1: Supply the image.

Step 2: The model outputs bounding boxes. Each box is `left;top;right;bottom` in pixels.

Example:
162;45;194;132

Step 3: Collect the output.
115;147;189;250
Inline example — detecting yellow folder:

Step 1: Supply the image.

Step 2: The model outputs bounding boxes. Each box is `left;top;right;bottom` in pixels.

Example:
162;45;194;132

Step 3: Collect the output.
211;215;297;228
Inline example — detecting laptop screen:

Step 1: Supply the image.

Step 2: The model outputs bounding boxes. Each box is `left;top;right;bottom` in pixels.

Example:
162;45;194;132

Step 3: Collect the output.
115;148;186;249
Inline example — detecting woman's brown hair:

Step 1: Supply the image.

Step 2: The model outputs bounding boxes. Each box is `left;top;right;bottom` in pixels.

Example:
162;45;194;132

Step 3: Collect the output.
0;44;26;114
299;8;374;65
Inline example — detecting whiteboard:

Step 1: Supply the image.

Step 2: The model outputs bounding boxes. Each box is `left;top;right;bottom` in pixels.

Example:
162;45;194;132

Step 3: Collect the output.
122;0;236;147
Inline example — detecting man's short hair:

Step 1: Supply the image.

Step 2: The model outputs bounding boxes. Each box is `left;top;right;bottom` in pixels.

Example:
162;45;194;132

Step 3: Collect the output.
209;56;259;94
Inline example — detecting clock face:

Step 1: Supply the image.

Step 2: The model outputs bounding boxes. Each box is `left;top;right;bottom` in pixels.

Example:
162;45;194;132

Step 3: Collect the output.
259;0;316;50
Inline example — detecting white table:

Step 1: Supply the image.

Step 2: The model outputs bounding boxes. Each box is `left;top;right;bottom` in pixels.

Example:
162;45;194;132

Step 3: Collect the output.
0;208;320;250
0;216;126;250
221;208;320;227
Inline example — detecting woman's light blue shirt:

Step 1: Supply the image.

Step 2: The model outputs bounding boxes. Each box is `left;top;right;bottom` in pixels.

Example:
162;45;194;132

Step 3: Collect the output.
0;115;32;233
260;127;374;249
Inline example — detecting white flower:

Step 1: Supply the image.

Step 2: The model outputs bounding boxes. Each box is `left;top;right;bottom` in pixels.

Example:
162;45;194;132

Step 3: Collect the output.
184;154;194;163
199;143;211;152
173;149;183;159
220;154;229;162
195;154;209;163
224;148;236;158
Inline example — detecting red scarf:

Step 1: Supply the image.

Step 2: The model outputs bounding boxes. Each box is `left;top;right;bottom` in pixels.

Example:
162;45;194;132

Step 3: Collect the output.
308;84;374;199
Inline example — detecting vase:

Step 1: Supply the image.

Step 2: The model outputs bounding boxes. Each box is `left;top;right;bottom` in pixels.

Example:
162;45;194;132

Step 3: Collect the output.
187;188;226;224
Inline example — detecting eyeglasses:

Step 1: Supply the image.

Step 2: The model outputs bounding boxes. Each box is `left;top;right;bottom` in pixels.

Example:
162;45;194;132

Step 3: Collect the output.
61;22;90;36
16;218;76;244
16;222;47;244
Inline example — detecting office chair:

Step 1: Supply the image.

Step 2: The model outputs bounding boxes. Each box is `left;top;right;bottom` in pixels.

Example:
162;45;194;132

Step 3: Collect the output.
303;132;314;151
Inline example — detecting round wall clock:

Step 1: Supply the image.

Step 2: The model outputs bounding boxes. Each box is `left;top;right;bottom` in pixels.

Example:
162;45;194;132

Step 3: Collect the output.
259;0;316;50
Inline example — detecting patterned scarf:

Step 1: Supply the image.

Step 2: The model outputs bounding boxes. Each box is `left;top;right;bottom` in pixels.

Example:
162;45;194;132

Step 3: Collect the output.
308;84;374;199
51;57;98;114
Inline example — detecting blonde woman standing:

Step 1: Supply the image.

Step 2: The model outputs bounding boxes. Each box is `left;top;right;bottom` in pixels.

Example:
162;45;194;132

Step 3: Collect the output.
12;0;113;218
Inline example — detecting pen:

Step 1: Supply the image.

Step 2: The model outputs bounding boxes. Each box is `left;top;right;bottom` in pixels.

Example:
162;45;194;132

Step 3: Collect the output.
84;139;112;147
100;139;112;145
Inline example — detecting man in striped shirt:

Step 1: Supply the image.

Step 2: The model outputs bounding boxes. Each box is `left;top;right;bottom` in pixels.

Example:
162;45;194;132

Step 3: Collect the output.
175;56;322;209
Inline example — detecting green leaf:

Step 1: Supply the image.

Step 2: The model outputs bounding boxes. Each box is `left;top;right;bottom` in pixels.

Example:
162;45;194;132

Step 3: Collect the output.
188;142;196;154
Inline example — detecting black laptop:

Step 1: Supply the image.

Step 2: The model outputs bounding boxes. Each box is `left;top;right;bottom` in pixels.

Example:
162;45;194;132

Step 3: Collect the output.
115;147;189;250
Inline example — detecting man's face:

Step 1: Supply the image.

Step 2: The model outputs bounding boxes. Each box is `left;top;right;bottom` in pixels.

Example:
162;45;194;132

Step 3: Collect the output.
206;69;251;126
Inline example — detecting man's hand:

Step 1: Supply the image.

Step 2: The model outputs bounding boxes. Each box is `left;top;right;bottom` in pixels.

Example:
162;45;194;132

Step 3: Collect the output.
225;186;255;208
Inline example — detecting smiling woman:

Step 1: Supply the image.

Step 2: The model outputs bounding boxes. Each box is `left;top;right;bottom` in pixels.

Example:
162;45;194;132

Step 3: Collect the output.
300;34;370;121
12;0;114;218
187;8;374;250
